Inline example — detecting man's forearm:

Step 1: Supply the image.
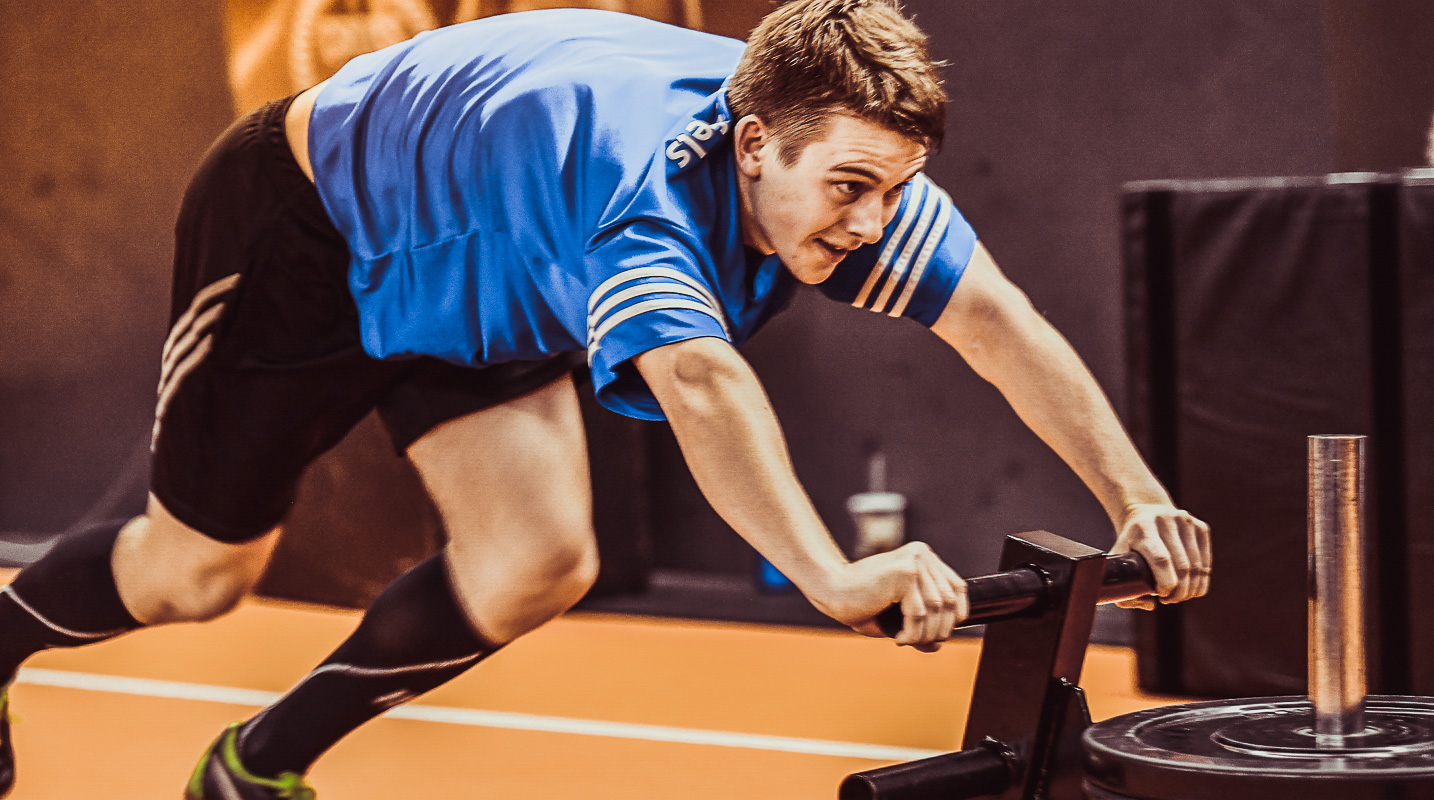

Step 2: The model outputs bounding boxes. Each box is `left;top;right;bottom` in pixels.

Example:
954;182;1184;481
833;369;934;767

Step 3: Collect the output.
634;339;849;594
941;290;1170;526
934;246;1209;602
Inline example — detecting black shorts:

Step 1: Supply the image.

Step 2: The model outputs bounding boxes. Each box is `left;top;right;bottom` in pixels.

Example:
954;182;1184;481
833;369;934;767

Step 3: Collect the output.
151;94;582;544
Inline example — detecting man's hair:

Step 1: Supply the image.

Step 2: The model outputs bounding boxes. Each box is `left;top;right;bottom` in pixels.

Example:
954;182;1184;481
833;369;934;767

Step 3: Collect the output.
726;0;946;165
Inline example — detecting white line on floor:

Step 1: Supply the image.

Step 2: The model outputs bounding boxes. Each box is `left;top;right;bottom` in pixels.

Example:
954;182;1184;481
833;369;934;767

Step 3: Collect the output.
15;667;944;762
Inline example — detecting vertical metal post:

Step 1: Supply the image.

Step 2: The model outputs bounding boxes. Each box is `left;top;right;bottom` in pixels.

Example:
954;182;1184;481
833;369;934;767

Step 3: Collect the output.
1308;434;1368;744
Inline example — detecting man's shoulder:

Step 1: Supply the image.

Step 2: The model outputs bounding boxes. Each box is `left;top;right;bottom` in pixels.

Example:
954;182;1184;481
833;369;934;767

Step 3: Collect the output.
590;83;741;242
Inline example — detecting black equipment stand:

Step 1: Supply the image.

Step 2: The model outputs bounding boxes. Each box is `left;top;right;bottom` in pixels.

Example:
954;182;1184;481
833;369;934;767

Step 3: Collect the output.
841;531;1154;800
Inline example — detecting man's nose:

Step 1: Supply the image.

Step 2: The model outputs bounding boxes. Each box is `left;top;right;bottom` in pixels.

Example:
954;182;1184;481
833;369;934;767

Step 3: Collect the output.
846;194;885;245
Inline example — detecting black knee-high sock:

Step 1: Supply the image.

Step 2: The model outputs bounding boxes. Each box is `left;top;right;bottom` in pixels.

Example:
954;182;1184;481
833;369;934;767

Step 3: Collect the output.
0;520;143;685
237;553;497;778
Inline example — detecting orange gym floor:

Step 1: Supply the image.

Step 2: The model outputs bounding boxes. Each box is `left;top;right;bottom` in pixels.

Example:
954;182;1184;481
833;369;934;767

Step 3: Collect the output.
4;588;1186;799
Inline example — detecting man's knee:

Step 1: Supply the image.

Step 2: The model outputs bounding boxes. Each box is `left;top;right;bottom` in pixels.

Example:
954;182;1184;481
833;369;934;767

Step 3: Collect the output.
490;528;599;602
446;525;600;643
111;502;278;625
542;534;601;602
151;563;259;623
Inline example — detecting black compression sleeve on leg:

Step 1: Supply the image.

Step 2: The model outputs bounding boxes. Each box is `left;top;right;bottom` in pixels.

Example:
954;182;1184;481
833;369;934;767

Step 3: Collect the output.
0;519;143;684
237;553;497;778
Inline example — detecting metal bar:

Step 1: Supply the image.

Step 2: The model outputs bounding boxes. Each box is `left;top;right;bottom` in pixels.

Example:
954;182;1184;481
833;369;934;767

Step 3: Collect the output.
1308;434;1368;743
1096;553;1156;605
874;552;1153;637
837;744;1013;800
963;568;1047;623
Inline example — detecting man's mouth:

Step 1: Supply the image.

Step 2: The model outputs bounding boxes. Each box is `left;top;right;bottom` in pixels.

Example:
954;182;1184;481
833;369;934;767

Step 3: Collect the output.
816;239;851;263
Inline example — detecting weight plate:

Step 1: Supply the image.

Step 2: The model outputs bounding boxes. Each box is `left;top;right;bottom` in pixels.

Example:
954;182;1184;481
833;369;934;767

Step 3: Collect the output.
1082;696;1434;800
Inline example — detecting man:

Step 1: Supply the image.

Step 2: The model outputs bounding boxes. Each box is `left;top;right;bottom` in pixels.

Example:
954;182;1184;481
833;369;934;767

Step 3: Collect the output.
0;1;1210;797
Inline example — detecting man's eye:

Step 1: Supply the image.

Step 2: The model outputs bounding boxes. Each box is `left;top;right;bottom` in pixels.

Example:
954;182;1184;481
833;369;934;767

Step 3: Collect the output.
885;183;909;199
835;181;862;195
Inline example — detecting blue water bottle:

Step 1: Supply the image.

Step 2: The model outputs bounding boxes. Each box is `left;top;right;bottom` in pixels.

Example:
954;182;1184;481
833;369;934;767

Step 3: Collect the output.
755;553;796;593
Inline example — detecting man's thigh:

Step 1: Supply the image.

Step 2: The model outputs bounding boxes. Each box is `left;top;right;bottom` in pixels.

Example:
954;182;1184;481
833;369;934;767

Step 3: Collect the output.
404;372;594;557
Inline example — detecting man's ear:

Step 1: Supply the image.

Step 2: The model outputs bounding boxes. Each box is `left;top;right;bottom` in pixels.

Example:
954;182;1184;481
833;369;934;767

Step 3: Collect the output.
733;114;769;179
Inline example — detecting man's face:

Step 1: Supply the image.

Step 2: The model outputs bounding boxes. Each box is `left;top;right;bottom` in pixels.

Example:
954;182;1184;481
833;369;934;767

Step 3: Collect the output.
734;113;927;284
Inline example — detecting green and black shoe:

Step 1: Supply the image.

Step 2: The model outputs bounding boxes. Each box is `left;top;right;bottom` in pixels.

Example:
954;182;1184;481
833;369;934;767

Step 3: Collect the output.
0;688;13;798
185;723;315;800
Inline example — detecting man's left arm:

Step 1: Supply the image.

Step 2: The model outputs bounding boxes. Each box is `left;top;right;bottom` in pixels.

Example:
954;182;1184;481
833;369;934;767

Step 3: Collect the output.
931;242;1210;605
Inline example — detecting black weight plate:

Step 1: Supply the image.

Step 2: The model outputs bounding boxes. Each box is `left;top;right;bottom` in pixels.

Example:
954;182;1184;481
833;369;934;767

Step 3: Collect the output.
1083;696;1434;800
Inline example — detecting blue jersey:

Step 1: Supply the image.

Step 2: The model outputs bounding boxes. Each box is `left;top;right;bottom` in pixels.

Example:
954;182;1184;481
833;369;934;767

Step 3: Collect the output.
309;8;977;420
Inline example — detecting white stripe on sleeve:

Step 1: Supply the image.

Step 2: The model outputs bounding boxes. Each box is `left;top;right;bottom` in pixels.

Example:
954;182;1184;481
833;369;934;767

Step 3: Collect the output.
587;298;727;359
869;181;941;314
588;281;714;333
887;193;952;318
852;176;929;310
586;267;731;361
588;266;722;319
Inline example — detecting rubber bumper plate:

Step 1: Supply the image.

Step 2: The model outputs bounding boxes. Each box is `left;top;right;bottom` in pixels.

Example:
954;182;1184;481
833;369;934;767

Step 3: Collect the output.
1082;695;1434;800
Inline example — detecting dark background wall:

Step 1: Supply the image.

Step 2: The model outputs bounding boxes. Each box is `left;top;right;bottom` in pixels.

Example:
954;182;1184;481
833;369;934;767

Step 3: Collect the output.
0;0;234;547
1323;0;1434;172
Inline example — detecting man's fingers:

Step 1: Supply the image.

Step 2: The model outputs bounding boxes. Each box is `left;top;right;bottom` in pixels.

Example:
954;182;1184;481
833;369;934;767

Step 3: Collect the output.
1178;517;1209;600
1135;528;1179;599
916;565;939;645
919;560;957;647
1115;505;1211;608
1195;517;1213;599
937;560;970;622
910;562;942;646
1151;517;1183;603
898;579;927;647
1163;514;1203;602
927;554;967;644
893;549;965;650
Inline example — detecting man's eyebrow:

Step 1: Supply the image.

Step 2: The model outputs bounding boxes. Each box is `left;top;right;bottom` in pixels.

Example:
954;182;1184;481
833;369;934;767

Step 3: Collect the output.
894;165;924;185
829;164;883;182
830;164;924;187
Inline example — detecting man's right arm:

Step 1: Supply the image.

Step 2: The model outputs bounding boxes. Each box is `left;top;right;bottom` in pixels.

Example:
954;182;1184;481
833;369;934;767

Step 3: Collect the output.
633;336;968;649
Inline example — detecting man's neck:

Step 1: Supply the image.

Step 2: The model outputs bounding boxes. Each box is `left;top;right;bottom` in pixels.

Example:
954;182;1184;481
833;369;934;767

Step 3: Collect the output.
734;169;774;255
